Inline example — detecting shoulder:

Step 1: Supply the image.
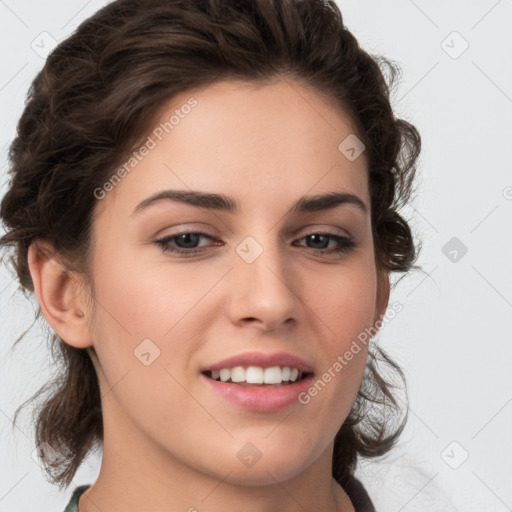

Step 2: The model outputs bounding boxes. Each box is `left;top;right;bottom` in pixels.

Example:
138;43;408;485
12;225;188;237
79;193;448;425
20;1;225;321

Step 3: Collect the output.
63;484;91;512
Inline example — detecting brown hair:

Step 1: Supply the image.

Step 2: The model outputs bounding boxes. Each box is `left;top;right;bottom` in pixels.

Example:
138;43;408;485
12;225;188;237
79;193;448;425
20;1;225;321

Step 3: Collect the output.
0;0;421;492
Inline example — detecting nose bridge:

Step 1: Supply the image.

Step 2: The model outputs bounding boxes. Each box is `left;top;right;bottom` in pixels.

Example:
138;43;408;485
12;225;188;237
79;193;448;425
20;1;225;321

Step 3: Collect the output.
228;231;298;329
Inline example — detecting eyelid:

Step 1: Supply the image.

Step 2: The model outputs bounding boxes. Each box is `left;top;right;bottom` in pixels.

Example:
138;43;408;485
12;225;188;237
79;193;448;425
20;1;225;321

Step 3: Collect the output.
152;223;217;239
157;225;352;241
287;224;353;240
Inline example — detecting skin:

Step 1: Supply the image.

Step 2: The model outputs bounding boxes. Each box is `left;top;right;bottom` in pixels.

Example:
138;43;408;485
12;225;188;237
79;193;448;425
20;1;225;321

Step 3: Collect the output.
28;76;389;512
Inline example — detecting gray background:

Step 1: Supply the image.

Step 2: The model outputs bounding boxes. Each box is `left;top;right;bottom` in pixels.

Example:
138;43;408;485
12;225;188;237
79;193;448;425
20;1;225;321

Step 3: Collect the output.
1;1;511;511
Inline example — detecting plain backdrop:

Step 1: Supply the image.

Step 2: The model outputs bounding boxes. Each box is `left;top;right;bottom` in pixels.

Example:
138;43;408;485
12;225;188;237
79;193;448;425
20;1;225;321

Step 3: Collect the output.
0;1;511;511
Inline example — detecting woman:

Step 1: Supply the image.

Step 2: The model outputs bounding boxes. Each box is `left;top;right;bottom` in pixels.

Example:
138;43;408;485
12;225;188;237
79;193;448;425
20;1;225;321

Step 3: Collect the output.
0;0;421;510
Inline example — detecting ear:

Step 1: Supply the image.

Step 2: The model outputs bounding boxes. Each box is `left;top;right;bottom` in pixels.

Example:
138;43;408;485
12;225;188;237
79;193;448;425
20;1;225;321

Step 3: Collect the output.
373;268;390;327
27;239;94;349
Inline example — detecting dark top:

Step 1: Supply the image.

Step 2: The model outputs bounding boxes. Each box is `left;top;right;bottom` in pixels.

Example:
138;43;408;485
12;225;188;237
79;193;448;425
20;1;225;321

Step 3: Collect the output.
63;476;375;511
63;485;89;512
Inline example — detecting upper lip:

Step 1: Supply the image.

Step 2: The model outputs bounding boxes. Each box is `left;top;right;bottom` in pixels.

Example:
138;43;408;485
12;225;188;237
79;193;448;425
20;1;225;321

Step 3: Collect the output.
201;351;314;374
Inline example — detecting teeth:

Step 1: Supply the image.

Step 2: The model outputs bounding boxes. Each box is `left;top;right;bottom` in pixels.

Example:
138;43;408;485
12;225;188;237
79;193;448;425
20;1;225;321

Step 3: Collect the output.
245;366;263;384
231;366;245;383
263;367;282;384
208;366;304;384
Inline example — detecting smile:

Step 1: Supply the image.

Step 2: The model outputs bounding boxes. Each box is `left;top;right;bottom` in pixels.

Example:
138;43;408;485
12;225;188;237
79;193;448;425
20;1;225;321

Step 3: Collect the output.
203;365;309;386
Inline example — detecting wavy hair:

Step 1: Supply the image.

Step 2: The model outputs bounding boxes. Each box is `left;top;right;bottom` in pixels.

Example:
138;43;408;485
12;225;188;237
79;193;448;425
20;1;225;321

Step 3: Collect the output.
0;0;421;491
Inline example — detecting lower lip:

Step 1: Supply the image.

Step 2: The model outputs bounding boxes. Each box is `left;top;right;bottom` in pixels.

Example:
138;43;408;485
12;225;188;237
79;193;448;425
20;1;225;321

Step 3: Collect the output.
200;373;314;412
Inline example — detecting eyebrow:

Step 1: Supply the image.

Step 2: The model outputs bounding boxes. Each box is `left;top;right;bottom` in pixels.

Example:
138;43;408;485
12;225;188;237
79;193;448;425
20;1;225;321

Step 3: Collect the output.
131;189;368;217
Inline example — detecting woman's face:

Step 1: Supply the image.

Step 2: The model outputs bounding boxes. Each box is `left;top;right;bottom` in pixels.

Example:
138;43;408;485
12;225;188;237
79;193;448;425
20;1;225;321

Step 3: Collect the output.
84;77;388;485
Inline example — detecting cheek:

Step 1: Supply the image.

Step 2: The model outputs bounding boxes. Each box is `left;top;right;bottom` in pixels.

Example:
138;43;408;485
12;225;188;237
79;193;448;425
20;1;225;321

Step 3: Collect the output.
90;242;210;341
300;260;378;410
307;258;378;348
85;256;207;431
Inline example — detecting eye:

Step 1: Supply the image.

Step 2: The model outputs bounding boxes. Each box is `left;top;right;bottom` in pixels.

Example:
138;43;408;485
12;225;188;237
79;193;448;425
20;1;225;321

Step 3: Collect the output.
154;231;357;257
154;232;220;256
294;232;357;255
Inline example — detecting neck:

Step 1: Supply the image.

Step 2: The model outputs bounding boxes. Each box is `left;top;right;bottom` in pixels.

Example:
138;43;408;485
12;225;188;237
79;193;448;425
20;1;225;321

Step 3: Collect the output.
78;413;355;512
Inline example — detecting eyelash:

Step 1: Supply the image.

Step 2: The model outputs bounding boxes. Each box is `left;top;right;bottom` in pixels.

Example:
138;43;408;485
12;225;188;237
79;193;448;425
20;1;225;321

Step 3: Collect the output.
154;231;357;257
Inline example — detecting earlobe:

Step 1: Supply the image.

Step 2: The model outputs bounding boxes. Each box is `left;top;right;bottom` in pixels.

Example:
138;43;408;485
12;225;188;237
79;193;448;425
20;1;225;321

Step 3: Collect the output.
27;240;93;349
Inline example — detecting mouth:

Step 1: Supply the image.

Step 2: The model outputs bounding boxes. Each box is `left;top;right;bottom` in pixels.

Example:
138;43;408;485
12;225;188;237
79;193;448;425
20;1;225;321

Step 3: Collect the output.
200;351;315;411
202;366;313;387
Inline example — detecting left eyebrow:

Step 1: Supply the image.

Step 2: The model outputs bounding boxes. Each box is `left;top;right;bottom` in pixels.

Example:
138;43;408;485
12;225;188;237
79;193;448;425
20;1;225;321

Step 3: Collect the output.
130;189;368;217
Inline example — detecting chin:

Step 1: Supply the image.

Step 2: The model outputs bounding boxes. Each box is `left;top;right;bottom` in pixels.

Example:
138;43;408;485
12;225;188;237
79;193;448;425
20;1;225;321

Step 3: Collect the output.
220;462;312;487
202;439;323;487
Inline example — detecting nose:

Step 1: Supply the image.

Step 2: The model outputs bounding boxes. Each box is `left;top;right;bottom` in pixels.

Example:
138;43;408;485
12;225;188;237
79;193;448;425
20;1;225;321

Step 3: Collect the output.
226;238;300;332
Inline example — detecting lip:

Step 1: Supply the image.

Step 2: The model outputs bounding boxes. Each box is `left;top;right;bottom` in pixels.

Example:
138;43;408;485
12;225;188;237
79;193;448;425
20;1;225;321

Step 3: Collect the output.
200;351;315;412
200;351;314;373
200;372;314;412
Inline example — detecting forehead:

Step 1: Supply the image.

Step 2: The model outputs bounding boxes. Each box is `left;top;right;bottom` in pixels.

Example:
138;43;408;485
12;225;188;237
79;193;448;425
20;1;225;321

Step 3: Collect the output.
94;77;369;221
